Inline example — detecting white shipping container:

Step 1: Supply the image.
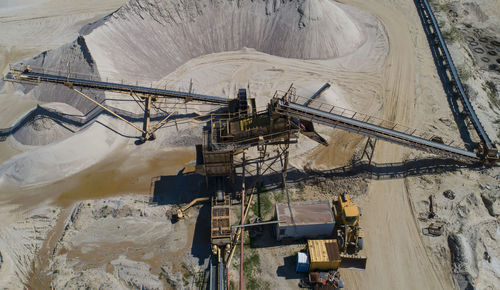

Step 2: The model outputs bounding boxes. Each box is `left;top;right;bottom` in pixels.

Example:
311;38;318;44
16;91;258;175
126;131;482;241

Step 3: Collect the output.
275;200;335;240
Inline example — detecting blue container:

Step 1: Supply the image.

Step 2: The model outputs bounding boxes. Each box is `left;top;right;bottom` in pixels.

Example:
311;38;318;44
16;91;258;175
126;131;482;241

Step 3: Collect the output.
296;252;310;273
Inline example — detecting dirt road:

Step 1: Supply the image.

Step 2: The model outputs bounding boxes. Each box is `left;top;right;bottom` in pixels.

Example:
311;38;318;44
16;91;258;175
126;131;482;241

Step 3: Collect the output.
340;0;455;288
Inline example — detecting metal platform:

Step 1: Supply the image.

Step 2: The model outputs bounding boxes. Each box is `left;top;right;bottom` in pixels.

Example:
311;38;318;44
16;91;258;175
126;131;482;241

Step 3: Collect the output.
211;194;232;247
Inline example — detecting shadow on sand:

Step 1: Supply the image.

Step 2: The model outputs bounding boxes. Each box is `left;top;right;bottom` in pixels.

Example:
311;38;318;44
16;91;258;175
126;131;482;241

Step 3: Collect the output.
413;0;477;150
146;155;480;270
150;169;211;265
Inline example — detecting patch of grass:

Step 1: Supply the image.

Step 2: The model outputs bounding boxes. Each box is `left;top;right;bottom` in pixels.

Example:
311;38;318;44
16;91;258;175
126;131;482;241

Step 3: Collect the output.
458;65;473;82
247;276;260;290
248;278;270;290
164;276;175;287
181;263;193;277
261;194;273;217
244;231;251;246
442;25;459;43
243;251;260;272
181;263;194;286
243;250;270;290
250;192;273;218
274;189;285;203
194;273;204;288
229;280;237;290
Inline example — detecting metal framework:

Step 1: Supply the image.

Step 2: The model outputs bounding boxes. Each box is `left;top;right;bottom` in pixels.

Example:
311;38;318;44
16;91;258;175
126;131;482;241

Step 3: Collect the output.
4;65;227;141
273;98;482;163
360;137;378;166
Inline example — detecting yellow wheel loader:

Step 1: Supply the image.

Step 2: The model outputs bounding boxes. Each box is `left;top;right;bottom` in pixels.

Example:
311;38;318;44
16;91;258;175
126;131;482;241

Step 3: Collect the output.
333;192;367;269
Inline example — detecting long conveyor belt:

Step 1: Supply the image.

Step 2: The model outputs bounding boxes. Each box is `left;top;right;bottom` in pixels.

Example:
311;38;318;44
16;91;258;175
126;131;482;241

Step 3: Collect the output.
273;99;481;163
415;0;496;157
4;69;229;105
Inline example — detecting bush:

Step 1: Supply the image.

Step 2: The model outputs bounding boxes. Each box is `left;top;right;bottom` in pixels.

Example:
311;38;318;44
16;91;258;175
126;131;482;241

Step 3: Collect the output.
458;65;473;82
442;25;459;43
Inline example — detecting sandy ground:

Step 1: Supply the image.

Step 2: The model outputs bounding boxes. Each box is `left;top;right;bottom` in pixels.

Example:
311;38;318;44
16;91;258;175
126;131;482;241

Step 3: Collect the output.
339;0;456;288
0;0;128;164
0;0;498;289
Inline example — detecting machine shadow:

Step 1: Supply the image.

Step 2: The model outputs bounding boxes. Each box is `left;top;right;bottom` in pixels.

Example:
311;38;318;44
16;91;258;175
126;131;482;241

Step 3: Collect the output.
150;170;206;206
150;170;211;265
276;255;303;280
248;157;480;191
192;203;211;266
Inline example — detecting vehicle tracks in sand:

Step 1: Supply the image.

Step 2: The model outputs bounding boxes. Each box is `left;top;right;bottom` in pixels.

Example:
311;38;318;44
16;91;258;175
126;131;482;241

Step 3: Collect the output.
339;0;454;289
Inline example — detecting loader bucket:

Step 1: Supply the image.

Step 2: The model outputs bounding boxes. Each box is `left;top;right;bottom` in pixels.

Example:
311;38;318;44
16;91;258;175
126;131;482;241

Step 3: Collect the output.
340;254;367;269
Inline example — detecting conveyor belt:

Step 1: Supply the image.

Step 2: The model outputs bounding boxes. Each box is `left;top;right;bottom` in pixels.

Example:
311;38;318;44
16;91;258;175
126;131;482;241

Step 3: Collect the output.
4;70;228;105
209;256;217;290
415;0;496;154
218;260;225;290
208;253;226;290
274;99;480;163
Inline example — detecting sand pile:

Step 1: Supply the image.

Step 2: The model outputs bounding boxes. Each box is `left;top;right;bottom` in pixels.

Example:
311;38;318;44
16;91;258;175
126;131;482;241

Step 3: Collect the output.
21;36;104;114
10;103;83;146
7;36;105;146
82;0;366;80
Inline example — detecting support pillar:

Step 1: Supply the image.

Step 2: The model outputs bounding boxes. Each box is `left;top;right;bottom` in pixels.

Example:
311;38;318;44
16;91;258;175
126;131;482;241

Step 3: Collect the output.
361;137;377;166
281;136;290;189
142;95;152;141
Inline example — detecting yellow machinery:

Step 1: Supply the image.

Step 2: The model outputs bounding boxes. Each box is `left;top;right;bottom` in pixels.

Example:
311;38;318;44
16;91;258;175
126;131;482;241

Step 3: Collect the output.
333;193;367;269
297;240;344;289
307;239;341;271
175;197;210;220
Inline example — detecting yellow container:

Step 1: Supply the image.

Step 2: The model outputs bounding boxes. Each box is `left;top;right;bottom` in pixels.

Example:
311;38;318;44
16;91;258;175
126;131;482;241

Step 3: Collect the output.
307;239;341;271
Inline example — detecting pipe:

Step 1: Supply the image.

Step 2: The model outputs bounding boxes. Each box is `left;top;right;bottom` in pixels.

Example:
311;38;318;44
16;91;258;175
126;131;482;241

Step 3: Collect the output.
304;83;330;107
231;220;283;229
72;88;146;134
240;153;245;290
149;102;184;133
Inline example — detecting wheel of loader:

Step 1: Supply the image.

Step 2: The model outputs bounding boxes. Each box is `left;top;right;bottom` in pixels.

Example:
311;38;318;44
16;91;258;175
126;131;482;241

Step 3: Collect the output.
357;237;363;250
